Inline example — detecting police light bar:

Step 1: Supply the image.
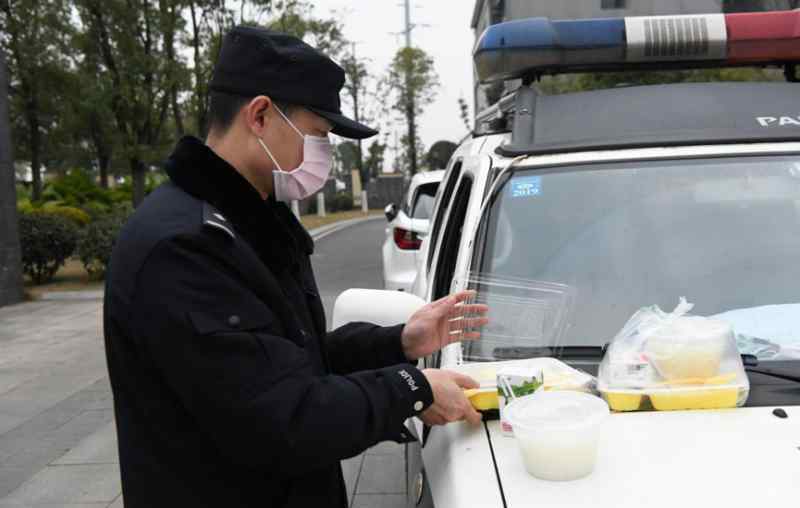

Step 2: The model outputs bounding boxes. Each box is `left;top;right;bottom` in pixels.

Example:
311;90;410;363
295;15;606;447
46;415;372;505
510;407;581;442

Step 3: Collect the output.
474;10;800;83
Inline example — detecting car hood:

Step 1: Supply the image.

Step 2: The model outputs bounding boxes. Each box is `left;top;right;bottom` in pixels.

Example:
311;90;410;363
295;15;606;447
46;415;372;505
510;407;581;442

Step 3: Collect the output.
488;406;800;507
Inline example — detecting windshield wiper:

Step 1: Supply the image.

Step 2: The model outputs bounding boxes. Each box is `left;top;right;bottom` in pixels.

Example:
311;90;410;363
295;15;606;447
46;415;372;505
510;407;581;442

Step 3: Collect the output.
742;354;800;384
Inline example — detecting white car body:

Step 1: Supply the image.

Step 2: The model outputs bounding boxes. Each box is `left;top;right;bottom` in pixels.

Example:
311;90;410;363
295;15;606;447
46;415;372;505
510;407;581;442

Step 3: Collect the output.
413;136;800;508
382;170;444;291
335;136;800;507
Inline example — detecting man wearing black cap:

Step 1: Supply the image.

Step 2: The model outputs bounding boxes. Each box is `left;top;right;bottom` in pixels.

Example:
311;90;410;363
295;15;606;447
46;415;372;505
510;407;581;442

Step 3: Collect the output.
103;26;486;508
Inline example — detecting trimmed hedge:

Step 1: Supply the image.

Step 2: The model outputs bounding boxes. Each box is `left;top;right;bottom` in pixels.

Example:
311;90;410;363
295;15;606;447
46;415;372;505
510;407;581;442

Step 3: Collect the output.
40;204;92;227
330;192;354;212
77;213;126;280
18;213;79;284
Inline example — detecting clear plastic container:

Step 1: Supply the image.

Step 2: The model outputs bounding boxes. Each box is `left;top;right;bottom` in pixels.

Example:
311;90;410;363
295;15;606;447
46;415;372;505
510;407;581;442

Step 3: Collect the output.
452;358;595;414
505;391;609;481
644;316;732;380
456;273;576;362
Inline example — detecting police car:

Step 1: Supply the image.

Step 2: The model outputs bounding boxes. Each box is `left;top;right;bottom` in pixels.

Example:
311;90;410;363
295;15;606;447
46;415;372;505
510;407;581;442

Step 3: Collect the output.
334;9;800;508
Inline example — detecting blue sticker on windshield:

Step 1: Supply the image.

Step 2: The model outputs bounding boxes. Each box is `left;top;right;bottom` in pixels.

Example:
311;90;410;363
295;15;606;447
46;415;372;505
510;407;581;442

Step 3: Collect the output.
510;176;541;198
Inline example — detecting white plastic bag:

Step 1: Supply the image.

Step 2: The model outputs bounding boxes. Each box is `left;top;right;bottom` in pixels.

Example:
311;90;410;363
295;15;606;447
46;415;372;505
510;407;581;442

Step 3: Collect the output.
598;298;749;411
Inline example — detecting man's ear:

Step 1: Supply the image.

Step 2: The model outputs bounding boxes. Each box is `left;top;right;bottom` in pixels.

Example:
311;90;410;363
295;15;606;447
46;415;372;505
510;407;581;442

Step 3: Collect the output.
243;95;273;137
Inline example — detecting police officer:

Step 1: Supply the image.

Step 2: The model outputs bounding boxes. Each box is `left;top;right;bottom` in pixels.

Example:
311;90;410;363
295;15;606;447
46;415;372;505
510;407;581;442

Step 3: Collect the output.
103;26;488;508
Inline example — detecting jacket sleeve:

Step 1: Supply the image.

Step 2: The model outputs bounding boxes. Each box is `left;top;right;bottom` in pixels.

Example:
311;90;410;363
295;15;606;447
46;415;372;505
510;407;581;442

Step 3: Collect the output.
130;233;433;476
324;323;413;375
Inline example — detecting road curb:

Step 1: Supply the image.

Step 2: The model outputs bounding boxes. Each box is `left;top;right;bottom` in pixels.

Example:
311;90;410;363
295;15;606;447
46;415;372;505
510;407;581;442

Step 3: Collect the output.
39;290;105;301
309;214;383;241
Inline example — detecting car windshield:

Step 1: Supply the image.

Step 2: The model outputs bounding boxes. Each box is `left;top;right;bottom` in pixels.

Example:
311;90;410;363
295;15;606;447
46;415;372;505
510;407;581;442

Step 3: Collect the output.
472;155;800;364
412;183;438;219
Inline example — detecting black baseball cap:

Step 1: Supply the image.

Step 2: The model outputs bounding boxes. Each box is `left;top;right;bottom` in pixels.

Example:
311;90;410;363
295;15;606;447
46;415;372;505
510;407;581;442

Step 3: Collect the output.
209;26;377;140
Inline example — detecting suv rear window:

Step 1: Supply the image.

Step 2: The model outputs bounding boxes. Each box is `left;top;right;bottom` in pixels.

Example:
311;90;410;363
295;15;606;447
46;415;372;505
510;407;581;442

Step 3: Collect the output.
411;183;438;219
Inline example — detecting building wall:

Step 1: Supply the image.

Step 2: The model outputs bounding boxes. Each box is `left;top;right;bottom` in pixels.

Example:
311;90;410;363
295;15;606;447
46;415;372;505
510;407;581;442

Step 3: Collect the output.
366;175;406;210
0;53;24;307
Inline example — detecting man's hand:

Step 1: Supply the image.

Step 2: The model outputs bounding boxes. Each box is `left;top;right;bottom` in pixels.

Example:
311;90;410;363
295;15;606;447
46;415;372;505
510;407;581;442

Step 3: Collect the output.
401;290;489;361
420;369;482;426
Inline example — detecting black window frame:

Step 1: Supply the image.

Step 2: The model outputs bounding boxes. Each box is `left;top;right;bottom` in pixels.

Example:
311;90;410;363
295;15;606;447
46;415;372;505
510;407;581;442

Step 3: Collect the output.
432;175;473;301
427;160;463;271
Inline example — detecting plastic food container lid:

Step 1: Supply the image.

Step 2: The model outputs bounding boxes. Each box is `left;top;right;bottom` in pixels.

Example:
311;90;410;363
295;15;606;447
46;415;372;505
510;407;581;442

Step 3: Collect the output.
505;391;609;431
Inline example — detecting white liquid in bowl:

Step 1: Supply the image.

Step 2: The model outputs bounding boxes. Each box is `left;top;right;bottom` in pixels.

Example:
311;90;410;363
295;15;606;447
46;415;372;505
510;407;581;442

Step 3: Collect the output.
506;392;609;481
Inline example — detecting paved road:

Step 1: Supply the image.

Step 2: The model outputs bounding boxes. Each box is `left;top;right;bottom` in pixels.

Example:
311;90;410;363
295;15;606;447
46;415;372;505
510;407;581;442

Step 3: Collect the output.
0;217;406;508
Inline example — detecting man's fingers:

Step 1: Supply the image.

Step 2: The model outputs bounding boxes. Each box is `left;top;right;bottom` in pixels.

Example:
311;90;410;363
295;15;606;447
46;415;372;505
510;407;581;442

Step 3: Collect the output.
464;405;483;425
435;290;477;314
431;293;458;308
447;316;489;332
460;331;482;341
449;372;480;390
423;408;448;426
448;303;489;319
451;290;477;303
443;330;481;345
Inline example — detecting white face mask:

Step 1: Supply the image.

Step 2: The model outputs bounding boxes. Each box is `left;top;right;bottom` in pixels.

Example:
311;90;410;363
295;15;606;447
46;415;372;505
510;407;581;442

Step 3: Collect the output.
257;106;334;203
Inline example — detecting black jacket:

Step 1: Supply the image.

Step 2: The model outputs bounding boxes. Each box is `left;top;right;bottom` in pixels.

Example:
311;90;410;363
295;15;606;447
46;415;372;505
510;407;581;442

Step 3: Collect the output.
103;136;434;508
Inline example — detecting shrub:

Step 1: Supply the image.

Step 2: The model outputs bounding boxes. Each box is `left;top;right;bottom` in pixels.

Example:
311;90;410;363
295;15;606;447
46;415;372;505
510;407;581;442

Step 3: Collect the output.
17;198;35;215
16;183;30;201
39;204;92;227
330;192;354;212
81;200;112;221
18;213;79;284
76;204;131;280
77;213;126;280
46;169;112;208
305;196;318;215
108;173;165;205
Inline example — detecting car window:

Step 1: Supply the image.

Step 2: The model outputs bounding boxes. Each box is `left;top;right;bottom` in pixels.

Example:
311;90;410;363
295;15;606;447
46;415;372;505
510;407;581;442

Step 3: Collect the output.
433;175;473;300
474;155;800;366
427;161;463;270
411;183;438;219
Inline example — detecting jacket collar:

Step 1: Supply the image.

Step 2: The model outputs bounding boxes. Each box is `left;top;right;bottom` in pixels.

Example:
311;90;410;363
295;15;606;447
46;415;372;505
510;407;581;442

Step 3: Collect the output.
164;136;314;269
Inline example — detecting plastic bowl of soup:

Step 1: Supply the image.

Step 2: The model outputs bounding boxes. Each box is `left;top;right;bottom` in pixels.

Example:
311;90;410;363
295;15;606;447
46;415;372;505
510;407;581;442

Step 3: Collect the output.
505;391;609;481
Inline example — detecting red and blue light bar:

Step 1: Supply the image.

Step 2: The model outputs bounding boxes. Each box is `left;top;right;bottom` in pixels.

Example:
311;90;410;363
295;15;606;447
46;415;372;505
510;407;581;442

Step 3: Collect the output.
473;10;800;83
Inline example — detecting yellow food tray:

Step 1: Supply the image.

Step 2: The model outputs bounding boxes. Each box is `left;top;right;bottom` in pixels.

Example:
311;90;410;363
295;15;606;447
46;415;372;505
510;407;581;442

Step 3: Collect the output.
601;373;744;412
604;392;644;412
649;387;739;410
464;388;499;411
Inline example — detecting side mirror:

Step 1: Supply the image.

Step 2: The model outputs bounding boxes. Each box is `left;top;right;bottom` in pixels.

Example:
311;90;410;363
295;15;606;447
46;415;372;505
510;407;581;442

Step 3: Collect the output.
384;203;399;222
332;289;426;329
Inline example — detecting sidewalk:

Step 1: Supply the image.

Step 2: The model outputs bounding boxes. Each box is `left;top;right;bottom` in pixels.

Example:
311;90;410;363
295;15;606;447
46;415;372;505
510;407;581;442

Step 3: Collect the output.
0;299;119;507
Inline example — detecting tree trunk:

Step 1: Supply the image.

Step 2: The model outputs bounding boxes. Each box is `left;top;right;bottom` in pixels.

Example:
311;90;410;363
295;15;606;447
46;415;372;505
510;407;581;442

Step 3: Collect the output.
27;93;42;201
3;2;43;200
131;157;146;207
406;90;417;176
162;0;184;136
98;151;110;189
351;82;366;183
189;2;208;137
171;87;183;136
88;109;111;188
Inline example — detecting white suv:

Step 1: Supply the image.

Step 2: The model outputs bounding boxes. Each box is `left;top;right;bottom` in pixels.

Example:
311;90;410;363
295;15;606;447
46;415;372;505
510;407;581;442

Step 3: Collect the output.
381;170;444;291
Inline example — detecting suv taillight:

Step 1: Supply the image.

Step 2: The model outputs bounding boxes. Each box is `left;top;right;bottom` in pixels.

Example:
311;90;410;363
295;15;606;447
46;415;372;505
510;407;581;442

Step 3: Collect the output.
394;228;422;250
